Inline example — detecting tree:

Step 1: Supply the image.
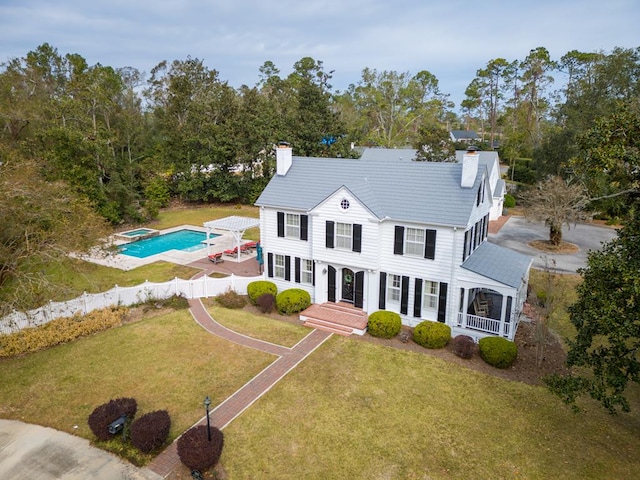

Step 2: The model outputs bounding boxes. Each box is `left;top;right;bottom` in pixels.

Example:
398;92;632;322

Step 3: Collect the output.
0;157;109;315
524;175;590;245
545;210;640;413
413;124;455;161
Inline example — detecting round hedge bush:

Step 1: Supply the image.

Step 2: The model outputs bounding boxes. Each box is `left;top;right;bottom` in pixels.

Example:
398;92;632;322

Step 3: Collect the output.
247;281;277;305
504;193;516;209
478;336;518;368
452;335;476;359
412;321;451;349
276;288;311;314
130;410;171;453
88;397;137;441
177;425;224;472
367;311;401;339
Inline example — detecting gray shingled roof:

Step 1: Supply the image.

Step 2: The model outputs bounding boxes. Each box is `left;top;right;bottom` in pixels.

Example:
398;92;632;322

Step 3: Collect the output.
255;153;486;227
461;242;533;288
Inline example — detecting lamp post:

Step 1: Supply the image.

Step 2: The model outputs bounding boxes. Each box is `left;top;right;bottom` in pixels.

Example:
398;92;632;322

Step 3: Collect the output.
204;396;211;441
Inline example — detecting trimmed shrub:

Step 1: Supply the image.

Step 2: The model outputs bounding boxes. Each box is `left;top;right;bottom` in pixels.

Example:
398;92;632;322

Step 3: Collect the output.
130;410;171;453
215;288;246;309
367;311;401;339
504;193;516;209
479;336;518;369
247;281;277;305
177;425;224;472
256;293;276;314
276;289;311;315
0;307;127;358
88;397;138;441
452;335;476;359
413;321;451;349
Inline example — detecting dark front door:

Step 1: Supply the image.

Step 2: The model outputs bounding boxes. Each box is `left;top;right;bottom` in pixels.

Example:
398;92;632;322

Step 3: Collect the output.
342;268;355;303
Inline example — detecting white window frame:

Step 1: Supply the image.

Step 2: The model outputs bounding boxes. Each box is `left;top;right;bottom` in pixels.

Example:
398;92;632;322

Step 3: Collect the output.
422;280;439;311
387;274;401;304
285;213;300;238
301;259;313;285
274;254;285;279
336;222;352;250
405;227;425;256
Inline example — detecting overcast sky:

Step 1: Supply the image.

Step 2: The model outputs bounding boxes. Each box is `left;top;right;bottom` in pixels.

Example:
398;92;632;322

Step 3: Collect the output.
1;0;639;108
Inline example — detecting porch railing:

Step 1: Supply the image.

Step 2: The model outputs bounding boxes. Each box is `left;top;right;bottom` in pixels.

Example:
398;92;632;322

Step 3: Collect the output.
457;312;514;339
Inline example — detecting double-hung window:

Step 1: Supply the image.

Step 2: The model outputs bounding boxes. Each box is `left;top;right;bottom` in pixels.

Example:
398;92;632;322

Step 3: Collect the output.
423;280;439;310
285;213;300;238
387;274;401;304
405;228;425;256
274;254;285;279
336;222;352;249
301;259;313;285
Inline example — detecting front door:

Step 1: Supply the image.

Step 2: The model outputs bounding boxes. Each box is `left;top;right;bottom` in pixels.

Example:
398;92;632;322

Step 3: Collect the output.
342;268;355;303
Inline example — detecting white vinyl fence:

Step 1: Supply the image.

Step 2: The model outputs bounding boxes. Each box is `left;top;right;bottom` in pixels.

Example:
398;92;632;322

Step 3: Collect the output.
0;274;263;335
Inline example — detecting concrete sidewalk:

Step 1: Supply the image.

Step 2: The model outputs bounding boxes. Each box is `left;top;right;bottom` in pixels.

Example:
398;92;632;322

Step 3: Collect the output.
0;419;162;480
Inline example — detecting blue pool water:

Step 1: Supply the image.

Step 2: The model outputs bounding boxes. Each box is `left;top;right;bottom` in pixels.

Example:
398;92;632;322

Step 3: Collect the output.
119;229;219;258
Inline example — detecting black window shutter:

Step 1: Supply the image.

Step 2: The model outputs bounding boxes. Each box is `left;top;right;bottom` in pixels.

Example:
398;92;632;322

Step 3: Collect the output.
328;266;336;302
425;229;436;259
300;215;308;241
394;226;404;255
400;276;409;315
413;278;423;317
277;212;285;237
326;221;334;248
294;257;301;283
437;282;448;323
312;262;316;286
354;271;364;308
284;255;291;281
463;230;469;260
352;224;362;252
378;272;387;310
267;252;274;278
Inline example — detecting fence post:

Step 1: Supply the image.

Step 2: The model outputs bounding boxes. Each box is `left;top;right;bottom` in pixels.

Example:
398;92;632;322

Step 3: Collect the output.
83;291;88;315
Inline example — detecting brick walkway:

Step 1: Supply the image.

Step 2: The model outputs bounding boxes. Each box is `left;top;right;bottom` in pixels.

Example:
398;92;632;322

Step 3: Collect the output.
488;214;510;234
147;299;331;478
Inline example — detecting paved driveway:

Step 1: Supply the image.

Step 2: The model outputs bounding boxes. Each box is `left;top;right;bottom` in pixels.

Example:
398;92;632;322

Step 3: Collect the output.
489;216;618;273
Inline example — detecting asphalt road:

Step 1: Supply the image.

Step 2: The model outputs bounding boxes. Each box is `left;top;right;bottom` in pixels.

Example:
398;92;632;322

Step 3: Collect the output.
489;216;618;273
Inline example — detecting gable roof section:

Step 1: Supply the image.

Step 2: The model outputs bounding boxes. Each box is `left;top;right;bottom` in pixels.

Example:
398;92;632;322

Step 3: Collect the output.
255;154;485;227
450;130;479;141
461;242;532;288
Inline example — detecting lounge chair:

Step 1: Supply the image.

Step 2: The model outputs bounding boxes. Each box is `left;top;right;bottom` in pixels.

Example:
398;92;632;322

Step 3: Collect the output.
208;252;224;264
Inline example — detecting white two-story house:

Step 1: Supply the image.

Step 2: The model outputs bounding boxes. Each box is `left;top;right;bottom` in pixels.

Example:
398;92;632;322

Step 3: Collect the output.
255;144;532;341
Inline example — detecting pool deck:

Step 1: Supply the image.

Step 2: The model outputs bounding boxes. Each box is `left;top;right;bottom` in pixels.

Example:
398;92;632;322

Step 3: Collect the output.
76;225;259;272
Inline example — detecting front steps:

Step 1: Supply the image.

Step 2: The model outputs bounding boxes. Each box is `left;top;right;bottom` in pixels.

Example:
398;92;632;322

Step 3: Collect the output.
300;302;368;336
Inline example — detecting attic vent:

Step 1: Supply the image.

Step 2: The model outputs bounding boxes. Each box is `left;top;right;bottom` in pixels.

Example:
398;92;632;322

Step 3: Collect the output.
340;198;350;211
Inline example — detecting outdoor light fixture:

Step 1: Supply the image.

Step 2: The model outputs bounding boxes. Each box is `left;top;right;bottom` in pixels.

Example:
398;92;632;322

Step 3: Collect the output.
204;396;212;441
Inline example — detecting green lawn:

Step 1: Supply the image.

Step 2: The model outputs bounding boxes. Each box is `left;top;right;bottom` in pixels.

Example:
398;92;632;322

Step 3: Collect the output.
221;335;640;479
203;302;310;348
0;310;274;457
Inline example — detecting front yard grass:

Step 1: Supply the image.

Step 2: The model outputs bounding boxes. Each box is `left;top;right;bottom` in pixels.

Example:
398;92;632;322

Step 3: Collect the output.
222;335;640;479
0;309;274;463
203;302;309;348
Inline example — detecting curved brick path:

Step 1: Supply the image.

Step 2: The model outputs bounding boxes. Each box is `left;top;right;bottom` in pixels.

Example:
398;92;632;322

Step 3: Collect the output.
148;299;331;477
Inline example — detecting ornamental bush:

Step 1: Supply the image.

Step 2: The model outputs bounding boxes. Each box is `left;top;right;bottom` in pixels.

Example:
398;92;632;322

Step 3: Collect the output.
504;193;516;209
276;289;311;315
88;397;138;441
479;336;518;368
412;321;451;349
177;425;224;472
215;288;246;309
452;335;476;359
367;311;401;339
256;293;276;314
247;281;277;305
130;410;171;453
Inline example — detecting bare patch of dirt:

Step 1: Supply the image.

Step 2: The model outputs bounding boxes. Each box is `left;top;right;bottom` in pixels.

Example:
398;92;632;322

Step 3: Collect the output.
528;239;579;254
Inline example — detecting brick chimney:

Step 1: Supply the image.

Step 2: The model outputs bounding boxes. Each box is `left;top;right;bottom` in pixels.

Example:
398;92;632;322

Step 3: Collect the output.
461;146;479;188
276;141;292;176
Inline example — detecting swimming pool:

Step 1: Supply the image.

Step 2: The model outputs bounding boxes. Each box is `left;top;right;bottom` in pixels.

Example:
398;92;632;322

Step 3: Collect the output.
119;229;219;258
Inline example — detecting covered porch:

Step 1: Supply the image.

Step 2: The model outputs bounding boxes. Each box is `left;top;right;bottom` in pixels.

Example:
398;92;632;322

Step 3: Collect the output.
457;242;533;341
